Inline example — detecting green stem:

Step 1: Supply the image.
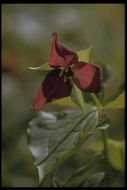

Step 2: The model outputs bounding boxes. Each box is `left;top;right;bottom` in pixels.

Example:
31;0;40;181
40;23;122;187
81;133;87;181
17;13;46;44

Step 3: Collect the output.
102;129;109;163
102;129;110;186
91;93;110;186
91;93;102;111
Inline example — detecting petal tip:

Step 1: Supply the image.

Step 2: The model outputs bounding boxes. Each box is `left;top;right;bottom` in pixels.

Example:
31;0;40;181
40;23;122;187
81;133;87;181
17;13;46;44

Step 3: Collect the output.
32;104;41;110
30;105;39;110
52;32;57;40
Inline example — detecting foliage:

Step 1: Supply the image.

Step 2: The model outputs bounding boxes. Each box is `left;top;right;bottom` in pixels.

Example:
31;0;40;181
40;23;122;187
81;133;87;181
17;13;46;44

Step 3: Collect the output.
27;108;98;184
27;46;125;187
89;139;125;171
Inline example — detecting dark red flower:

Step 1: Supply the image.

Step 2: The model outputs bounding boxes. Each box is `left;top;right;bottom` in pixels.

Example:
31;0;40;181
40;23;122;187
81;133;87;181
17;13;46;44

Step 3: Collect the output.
33;32;102;110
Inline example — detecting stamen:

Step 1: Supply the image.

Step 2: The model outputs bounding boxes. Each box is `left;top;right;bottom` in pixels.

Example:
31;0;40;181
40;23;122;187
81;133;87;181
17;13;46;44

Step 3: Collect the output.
65;68;68;73
64;76;67;83
59;69;64;77
67;76;74;85
70;64;75;72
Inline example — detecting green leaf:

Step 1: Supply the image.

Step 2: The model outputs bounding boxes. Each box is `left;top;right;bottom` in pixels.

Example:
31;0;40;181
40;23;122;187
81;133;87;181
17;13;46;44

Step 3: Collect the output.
65;154;100;187
28;62;53;71
71;83;90;113
29;44;93;72
96;83;106;104
104;91;125;109
77;44;94;63
103;81;124;106
52;96;79;108
107;139;125;172
97;112;111;129
51;176;64;187
83;172;105;187
89;141;103;153
89;139;125;171
110;81;124;101
27;108;99;184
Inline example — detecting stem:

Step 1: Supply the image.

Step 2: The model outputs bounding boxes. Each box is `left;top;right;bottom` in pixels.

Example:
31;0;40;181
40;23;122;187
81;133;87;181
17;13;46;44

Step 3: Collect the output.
91;93;110;186
50;175;53;187
102;129;109;163
91;93;102;111
102;129;110;186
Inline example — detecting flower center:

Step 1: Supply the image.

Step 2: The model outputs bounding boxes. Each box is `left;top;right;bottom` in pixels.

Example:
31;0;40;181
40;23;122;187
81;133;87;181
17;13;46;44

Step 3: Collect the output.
59;68;73;83
59;68;73;77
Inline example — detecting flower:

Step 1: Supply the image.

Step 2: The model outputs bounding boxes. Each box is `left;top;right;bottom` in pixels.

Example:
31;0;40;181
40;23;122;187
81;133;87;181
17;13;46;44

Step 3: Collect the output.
33;32;102;110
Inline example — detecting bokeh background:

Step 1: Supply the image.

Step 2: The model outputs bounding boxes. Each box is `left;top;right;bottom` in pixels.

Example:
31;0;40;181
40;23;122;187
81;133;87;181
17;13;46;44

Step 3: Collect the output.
2;4;125;187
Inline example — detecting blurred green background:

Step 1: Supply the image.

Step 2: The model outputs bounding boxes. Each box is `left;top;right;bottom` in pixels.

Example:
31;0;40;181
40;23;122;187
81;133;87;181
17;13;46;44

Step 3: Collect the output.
2;4;125;187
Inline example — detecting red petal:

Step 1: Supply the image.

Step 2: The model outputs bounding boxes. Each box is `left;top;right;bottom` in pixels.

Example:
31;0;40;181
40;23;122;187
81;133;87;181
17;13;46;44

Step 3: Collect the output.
73;61;102;93
49;32;78;69
33;69;72;110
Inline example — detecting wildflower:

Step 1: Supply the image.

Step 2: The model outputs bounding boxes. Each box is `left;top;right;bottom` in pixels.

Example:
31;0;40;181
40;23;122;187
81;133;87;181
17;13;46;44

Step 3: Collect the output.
33;32;102;110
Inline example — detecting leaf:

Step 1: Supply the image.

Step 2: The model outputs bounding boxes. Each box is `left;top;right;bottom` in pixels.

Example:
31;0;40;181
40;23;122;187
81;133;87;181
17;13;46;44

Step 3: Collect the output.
65;154;100;187
89;139;125;171
27;108;99;184
28;62;53;71
104;91;125;109
28;45;93;72
107;139;125;172
97;112;111;129
96;83;106;104
52;96;79;108
103;81;124;106
77;44;94;63
83;172;105;187
89;141;103;153
110;81;124;101
51;176;64;187
71;83;90;113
